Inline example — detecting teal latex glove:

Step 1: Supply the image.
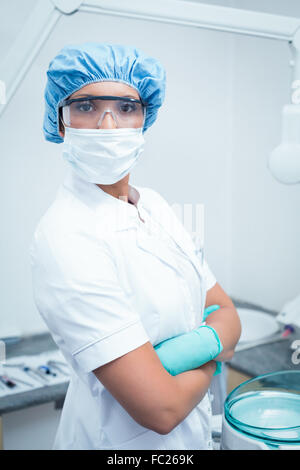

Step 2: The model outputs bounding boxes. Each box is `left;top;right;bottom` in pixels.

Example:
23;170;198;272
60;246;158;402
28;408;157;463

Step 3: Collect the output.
214;360;222;376
203;304;221;322
203;304;222;375
154;324;223;377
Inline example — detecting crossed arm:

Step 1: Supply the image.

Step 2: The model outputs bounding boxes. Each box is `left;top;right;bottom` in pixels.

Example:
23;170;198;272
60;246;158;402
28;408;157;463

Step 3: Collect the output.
153;282;241;376
93;282;241;435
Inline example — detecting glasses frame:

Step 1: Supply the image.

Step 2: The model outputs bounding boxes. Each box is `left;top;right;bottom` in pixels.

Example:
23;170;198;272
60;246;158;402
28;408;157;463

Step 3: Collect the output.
60;95;146;108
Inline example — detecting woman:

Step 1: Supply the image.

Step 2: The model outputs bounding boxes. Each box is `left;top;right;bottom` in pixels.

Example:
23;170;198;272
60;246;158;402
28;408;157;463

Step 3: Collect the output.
30;42;241;450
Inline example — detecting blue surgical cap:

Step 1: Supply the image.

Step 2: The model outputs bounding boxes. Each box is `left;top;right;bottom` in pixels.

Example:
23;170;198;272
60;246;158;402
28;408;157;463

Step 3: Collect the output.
43;42;166;143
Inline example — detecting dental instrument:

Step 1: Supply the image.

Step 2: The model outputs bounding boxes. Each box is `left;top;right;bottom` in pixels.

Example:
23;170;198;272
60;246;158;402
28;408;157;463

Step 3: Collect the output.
0;375;16;388
3;362;25;368
46;360;69;376
22;366;50;385
5;375;35;388
38;365;57;377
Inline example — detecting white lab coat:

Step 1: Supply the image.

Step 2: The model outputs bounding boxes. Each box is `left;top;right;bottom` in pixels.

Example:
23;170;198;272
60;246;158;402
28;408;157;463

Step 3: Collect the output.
30;167;217;450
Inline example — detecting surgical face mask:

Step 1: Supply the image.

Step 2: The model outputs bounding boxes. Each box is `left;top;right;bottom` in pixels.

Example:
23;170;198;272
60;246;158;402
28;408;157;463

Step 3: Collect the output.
62;126;145;184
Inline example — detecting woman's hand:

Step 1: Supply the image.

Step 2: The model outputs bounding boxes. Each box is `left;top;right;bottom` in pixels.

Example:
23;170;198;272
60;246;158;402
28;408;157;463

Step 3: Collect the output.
154;323;223;376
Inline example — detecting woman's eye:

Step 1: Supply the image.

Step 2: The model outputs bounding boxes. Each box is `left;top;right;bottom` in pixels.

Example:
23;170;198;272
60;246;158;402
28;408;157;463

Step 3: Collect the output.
119;103;136;113
76;101;94;112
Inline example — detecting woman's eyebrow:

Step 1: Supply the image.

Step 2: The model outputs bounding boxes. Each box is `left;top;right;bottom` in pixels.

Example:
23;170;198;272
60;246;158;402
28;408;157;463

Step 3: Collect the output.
71;94;93;98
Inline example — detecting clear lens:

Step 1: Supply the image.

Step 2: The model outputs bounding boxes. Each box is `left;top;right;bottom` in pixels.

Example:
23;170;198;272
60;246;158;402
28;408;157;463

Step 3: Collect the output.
61;97;145;129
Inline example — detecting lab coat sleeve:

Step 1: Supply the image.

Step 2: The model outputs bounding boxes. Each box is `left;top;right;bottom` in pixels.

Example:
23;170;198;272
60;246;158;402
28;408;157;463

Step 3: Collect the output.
30;226;150;374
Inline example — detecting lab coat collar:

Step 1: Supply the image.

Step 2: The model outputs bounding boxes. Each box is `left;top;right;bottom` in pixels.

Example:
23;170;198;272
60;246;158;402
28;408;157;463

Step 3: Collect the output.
61;167;144;231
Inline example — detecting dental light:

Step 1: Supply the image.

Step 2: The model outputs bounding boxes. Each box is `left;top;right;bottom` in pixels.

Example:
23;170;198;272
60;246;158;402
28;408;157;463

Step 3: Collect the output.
268;28;300;185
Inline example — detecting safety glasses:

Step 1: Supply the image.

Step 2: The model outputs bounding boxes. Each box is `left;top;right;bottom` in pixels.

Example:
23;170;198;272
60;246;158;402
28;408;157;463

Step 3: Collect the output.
59;95;146;129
